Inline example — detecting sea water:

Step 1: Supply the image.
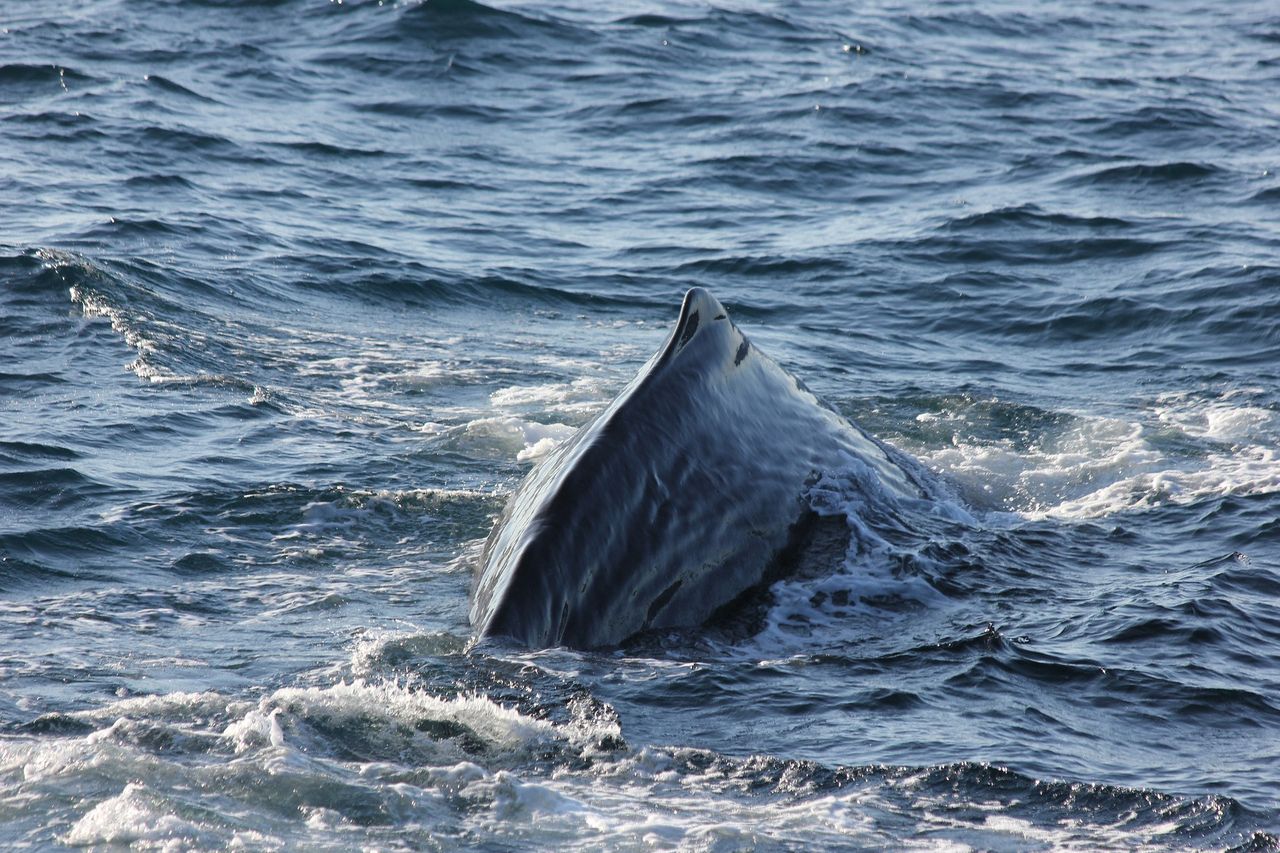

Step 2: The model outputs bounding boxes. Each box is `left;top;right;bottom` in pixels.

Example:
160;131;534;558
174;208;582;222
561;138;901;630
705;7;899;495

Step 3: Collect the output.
2;0;1279;848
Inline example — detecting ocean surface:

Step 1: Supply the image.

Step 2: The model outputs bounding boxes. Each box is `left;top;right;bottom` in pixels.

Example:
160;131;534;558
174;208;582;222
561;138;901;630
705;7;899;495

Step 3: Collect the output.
3;0;1279;848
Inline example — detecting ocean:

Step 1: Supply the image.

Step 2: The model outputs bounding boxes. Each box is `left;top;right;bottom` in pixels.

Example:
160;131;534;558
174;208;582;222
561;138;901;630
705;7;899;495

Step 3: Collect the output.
2;0;1279;848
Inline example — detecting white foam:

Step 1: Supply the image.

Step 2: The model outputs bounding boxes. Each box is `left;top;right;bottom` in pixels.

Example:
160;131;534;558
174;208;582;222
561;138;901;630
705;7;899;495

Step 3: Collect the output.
472;770;587;819
67;280;169;383
294;347;475;421
349;628;467;677
70;690;245;724
747;460;955;656
456;416;578;461
64;783;208;849
489;377;610;417
3;679;1216;851
394;360;465;389
222;707;286;753
916;391;1280;521
423;760;490;793
1155;387;1278;443
230;681;560;754
271;486;490;541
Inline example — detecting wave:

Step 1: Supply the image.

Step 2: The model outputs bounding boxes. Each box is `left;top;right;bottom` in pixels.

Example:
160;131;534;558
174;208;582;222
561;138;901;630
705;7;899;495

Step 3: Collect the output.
941;204;1133;232
1091;105;1230;138
270;139;391;159
142;74;219;103
685;151;893;197
5;675;1271;850
121;173;197;189
395;0;587;44
942;643;1280;723
0;554;82;590
898;233;1170;265
613;8;801;32
154;0;299;7
3;2;1279;848
294;263;659;312
0;63;92;102
130;124;236;152
1249;184;1280;204
611;13;697;27
355;100;508;122
913;388;1280;520
0;524;140;568
0;468;122;513
672;253;845;280
901;10;1097;39
1065;160;1225;187
17;248;291;386
0;440;81;463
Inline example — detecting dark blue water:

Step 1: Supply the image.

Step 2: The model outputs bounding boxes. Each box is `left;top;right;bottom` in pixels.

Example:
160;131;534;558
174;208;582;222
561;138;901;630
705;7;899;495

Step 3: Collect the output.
3;0;1279;847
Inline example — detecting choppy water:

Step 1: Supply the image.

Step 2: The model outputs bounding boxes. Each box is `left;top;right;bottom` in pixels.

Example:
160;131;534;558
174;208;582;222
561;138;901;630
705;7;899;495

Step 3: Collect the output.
3;0;1280;848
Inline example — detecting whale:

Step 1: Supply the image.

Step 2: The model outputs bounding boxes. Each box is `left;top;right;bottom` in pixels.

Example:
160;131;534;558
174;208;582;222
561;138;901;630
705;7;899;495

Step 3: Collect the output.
470;288;933;649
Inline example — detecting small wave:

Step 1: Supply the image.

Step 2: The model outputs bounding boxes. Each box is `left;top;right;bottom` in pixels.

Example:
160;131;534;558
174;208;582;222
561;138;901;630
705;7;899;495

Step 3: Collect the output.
12;676;1267;851
673;254;844;280
565;95;735;129
0;554;81;590
0;63;88;84
589;751;1270;850
356;100;507;122
0;63;91;101
36;248;276;386
901;10;1094;39
982;647;1280;721
1011;295;1180;339
489;377;610;419
80;216;199;240
941;204;1133;231
296;265;646;312
133;124;235;151
350;629;468;677
396;0;584;43
440;415;578;462
0;366;65;389
1103;615;1226;646
172;0;296;6
79;678;614;768
121;173;197;189
142;74;218;103
0;440;81;463
1248;184;1280;204
0;468;122;513
4;112;106;144
1205;554;1280;599
612;13;696;27
914;388;1280;520
892;231;1169;267
0;524;139;574
64;783;210;849
401;174;494;191
169;551;229;575
685;152;884;197
1092;105;1230;139
271;139;391;158
63;263;170;382
1065;160;1223;187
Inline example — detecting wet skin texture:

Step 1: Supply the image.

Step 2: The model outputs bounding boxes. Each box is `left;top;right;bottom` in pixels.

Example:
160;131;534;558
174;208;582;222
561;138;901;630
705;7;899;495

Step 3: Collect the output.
471;288;930;648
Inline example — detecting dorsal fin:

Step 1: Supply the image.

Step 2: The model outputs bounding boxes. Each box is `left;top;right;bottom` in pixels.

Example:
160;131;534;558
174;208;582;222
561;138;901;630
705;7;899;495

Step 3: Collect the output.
655;287;729;367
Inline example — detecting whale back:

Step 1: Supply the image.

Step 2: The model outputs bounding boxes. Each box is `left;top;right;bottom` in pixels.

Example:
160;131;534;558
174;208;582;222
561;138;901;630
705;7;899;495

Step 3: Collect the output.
470;288;922;648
